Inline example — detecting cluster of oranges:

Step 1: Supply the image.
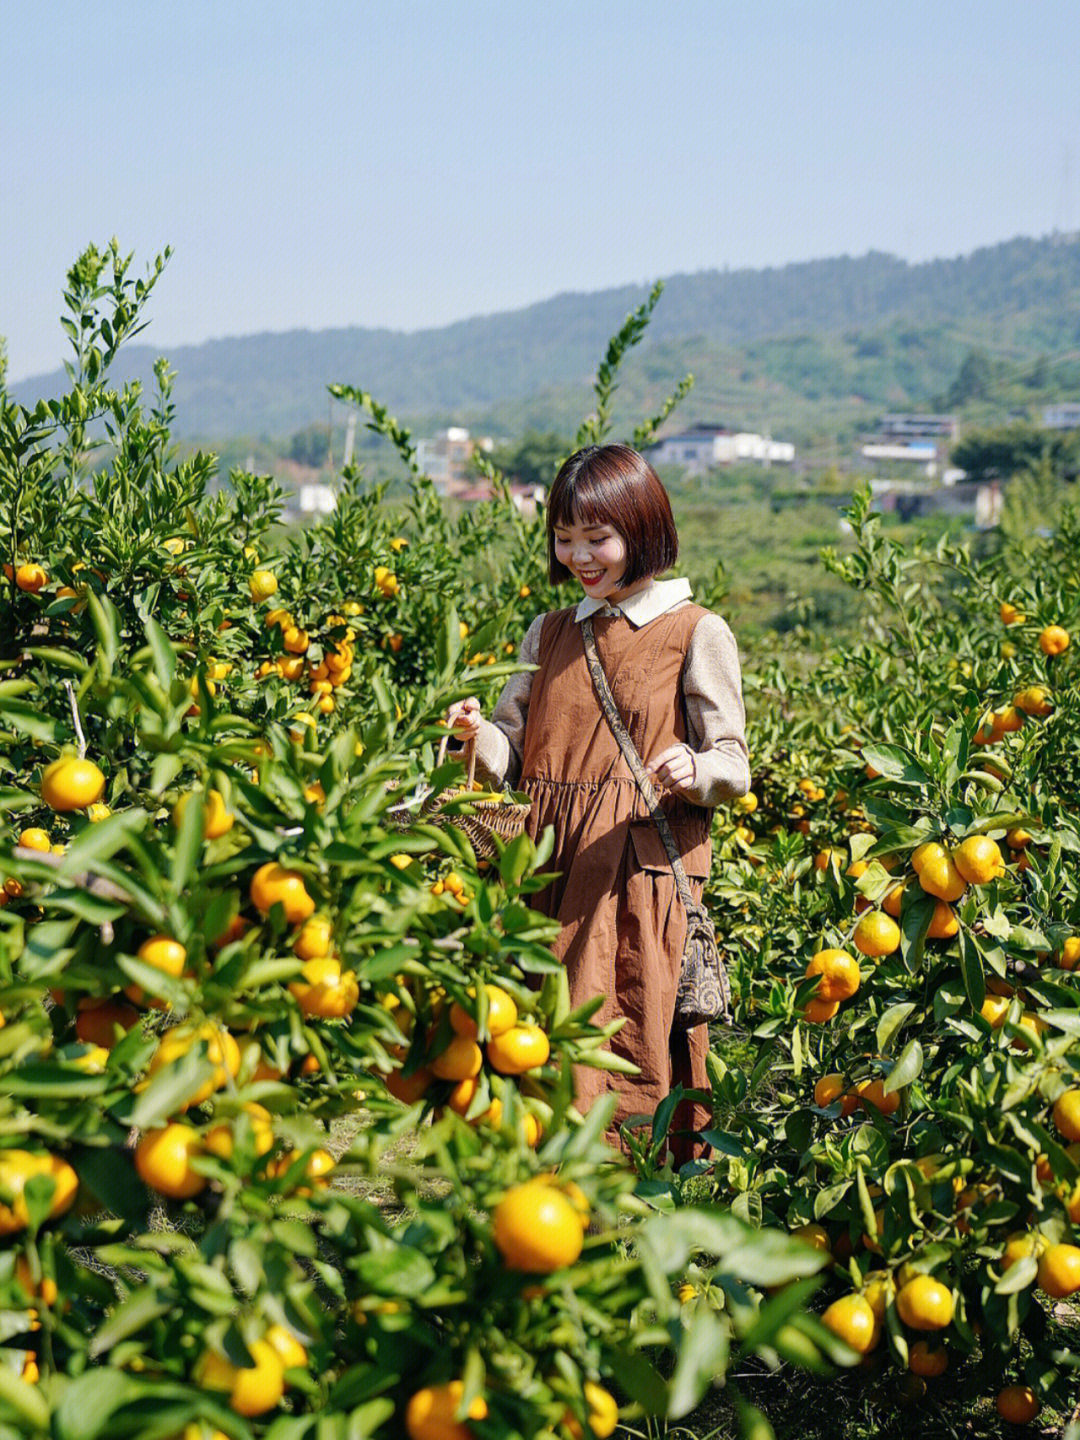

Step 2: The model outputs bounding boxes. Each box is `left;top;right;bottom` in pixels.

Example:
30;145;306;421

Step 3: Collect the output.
376;981;551;1144
255;602;357;722
998;599;1070;657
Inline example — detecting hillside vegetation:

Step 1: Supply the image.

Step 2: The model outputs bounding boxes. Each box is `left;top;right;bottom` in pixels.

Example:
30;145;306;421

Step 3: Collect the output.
11;234;1080;447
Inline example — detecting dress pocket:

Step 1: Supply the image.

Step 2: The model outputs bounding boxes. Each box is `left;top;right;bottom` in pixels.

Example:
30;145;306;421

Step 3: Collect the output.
609;664;651;720
629;819;711;880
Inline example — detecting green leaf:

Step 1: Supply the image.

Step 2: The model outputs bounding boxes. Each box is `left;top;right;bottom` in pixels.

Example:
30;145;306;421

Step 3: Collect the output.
995;1254;1039;1294
70;1143;150;1225
127;1050;214;1129
899;892;934;970
876;1002;916;1054
668;1305;730;1418
144;617;177;690
89;1284;172;1357
86;590;120;675
3;1063;108;1099
737;1399;777;1440
884;1038;923;1094
0;1362;51;1430
170;788;204;896
54;1368;141;1440
959;931;986;1010
437;602;461;676
497;832;533;887
0;697;62;743
606;1350;668;1415
861;744;932;787
57;809;147;878
350;1248;436;1295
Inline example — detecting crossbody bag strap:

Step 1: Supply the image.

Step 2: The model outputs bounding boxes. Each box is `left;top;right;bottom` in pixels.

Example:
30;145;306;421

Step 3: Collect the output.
580;616;698;916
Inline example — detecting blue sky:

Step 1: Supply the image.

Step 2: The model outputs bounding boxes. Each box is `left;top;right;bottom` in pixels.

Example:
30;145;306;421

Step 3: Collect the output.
4;0;1079;380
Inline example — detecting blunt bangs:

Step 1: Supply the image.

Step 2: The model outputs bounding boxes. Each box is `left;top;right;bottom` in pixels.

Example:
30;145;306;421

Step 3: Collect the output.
546;444;679;587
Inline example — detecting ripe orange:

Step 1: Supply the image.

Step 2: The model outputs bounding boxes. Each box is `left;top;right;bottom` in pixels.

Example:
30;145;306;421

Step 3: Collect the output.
40;757;105;811
173;787;235;838
1001;1231;1043;1269
563;1382;619;1440
18;828;51;852
1059;937;1080;970
862;1275;893;1321
1038;624;1070;656
149;1023;241;1107
1014;685;1053;717
292;915;334;960
792;1222;831;1253
289;957;359;1018
804;948;860;1001
0;1151;79;1233
801;996;839;1024
926;901;959;940
855;1077;900;1117
264;1323;307;1373
881;881;905;918
249;570;279;602
979;994;1011;1028
486;1024;550;1074
989;706;1024;738
952;835;1005;885
1052;1089;1080;1142
250;862;315;923
137;935;187;978
405;1380;488;1440
852;911;900;958
493;1180;585;1272
894;1275;954;1330
908;1340;947;1377
995;1385;1039;1425
821;1293;878;1353
205;1103;275;1160
814;1074;857;1115
75;998;140;1047
999;601;1025;625
384;1066;432;1104
914;849;966;903
199;1338;285;1416
1036;1242;1080;1297
135;1124;206;1199
449;984;518;1040
430;1035;484;1081
16;563;48;592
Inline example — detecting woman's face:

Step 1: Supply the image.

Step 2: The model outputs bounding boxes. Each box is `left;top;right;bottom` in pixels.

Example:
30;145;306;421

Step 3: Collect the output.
552;511;646;604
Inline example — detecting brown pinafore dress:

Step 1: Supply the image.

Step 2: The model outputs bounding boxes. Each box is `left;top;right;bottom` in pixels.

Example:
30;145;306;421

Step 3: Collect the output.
519;602;713;1159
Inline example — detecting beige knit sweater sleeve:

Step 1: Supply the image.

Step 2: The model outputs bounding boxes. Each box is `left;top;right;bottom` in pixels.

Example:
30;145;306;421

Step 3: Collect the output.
471;614;545;787
676;612;751;808
470;607;751;806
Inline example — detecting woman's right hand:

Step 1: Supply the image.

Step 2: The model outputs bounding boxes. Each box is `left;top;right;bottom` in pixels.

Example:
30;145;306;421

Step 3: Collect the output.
445;696;482;740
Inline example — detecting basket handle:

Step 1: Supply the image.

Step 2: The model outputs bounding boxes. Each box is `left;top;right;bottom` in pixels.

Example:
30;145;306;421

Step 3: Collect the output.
437;731;477;787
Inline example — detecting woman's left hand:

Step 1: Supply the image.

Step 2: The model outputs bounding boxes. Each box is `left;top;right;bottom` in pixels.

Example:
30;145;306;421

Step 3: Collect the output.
647;743;697;792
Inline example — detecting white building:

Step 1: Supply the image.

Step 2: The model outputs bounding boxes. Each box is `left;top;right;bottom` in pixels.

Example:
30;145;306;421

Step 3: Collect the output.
648;424;794;474
1042;402;1080;430
859;414;958;477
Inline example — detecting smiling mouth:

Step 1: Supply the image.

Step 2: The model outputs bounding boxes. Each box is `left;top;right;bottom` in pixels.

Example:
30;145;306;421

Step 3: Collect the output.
578;569;604;585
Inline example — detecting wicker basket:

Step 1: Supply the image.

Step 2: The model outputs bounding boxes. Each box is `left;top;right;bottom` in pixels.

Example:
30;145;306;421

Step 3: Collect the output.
387;736;531;859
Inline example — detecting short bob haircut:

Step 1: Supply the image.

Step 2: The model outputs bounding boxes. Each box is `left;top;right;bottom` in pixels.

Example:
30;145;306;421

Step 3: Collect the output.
546;444;679;588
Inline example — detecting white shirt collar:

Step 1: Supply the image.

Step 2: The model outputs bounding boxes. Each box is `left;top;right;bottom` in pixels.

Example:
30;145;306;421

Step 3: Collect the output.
574;576;693;628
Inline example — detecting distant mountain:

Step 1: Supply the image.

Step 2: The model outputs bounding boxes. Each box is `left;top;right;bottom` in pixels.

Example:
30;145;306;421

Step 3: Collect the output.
12;234;1080;446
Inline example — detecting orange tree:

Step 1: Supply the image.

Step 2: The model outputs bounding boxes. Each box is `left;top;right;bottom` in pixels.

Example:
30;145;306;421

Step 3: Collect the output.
0;245;836;1439
669;486;1080;1422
